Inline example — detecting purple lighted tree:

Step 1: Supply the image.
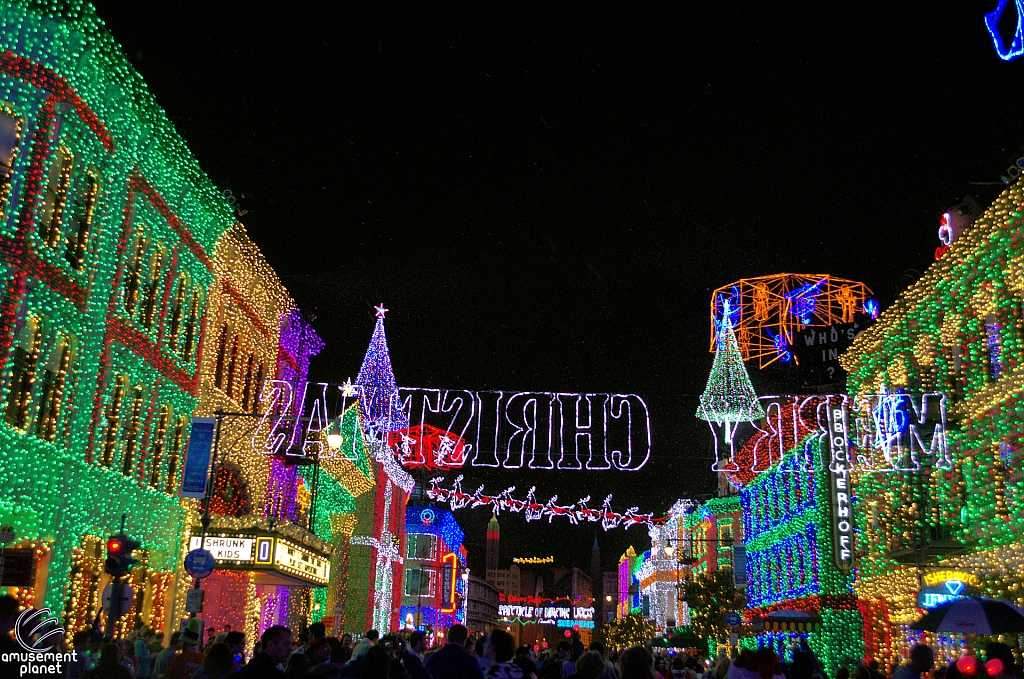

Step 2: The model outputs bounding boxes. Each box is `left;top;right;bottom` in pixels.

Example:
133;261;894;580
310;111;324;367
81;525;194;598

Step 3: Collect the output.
356;304;409;437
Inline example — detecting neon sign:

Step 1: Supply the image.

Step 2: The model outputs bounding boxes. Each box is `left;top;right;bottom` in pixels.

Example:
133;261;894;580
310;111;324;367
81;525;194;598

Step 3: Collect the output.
512;556;554;564
917;570;982;609
427;477;654;530
985;0;1024;61
711;392;950;474
249;382;653;472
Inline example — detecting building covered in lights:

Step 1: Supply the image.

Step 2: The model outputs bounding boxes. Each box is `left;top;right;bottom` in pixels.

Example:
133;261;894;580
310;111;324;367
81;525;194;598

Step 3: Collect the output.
841;186;1024;665
0;0;239;637
399;502;468;639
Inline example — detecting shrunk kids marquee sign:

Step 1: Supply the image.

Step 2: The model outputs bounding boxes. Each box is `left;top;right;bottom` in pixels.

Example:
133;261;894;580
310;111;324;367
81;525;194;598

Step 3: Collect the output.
250;381;653;472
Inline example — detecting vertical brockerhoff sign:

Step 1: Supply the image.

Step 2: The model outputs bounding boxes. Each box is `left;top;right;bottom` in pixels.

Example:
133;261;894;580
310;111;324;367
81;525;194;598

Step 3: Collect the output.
825;398;854;572
180;418;216;499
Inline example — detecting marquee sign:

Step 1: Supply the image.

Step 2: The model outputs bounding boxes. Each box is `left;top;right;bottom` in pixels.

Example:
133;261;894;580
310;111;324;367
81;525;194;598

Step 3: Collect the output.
250;381;653;472
188;532;330;587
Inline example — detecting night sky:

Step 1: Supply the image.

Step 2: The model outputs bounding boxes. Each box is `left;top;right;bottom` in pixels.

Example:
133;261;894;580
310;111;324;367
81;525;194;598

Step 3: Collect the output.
92;1;1024;574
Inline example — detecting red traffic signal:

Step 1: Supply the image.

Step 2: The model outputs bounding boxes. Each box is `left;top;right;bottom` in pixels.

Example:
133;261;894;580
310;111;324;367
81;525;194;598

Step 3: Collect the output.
104;533;140;578
106;538;123;553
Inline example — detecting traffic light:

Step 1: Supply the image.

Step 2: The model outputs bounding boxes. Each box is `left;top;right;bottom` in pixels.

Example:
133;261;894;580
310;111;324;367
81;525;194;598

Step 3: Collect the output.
104;533;141;578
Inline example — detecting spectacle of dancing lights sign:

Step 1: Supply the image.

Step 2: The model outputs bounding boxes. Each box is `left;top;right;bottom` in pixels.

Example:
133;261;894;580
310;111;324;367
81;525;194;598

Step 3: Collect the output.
498;597;596;629
250;381;652;471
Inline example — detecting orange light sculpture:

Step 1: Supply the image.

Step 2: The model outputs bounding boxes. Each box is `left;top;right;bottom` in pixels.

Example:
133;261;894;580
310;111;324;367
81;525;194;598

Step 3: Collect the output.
709;274;874;368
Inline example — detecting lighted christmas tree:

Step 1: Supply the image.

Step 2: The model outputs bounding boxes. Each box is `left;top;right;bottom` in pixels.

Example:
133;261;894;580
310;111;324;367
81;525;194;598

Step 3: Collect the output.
356;304;410;437
697;301;763;470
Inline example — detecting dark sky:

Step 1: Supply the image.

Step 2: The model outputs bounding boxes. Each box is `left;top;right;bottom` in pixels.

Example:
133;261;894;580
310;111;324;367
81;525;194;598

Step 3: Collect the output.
91;1;1024;573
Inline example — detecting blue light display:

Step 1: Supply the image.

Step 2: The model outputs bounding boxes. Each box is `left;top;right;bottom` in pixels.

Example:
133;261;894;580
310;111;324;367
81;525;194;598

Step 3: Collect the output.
863;299;880;319
406;504;467;564
985;0;1024;61
786;278;826;325
746;525;820;607
766;327;792;362
742;469;817;542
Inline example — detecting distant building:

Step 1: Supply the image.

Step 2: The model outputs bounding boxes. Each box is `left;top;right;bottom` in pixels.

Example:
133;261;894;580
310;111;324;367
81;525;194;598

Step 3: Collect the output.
486;512;500;573
466;574;500;636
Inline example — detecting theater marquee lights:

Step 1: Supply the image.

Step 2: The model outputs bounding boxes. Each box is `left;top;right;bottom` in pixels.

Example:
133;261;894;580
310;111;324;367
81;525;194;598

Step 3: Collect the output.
188;532;331;587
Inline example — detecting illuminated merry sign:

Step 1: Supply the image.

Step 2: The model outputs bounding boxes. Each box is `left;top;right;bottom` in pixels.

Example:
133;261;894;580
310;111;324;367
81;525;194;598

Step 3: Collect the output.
250;381;652;471
711;392;949;474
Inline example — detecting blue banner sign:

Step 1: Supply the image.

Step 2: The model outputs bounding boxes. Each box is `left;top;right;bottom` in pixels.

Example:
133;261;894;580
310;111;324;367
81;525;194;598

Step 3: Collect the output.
180;418;216;499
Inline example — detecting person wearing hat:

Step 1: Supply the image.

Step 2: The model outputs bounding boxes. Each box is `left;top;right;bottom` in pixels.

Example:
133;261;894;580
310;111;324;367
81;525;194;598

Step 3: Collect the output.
166;619;206;679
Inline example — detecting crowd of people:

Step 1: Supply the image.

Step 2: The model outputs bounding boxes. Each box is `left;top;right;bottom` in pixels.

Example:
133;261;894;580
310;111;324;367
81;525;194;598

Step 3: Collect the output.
2;597;1022;679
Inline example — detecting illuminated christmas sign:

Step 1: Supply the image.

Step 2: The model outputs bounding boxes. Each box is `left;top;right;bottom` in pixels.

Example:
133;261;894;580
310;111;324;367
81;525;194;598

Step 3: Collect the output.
250;382;652;471
498;599;595;626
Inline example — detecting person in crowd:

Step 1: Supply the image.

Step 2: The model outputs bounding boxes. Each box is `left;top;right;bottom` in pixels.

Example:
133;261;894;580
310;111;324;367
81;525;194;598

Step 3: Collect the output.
224;631;247;669
69;630;100;679
709;656;730;679
620;647;658;679
359;642;398;679
352;631;380;662
88;642;134;679
482;630;522;679
166;619;207;679
425;624;484;679
727;649;785;679
540;642;572;679
153;632;183;679
192;642;237;679
136;626;157;679
569;633;584;664
239;625;292;679
477;635;495;674
789;650;823;679
331;638;354;667
121;637;140;677
514;645;539;679
891;646;934;679
569;652;607;679
152;632;166;655
399;632;431;679
982;643;1017;679
285;652;309;678
585;643;616;679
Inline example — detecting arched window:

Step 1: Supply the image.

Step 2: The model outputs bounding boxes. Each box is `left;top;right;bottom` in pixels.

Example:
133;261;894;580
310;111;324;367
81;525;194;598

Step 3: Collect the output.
242;354;255;411
214;324;229;389
167;276;187;351
124;236;147;317
225;335;239;398
39;145;74;248
4;319;41;429
141;249;165;330
148;406;171;488
183;293;200;362
164;416;187;494
121;386;145;476
101;377;126;467
65;170;98;269
36;337;71;441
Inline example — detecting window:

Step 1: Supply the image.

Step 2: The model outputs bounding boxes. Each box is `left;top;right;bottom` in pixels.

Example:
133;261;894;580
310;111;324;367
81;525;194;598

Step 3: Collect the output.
64;171;98;269
101;377;126;467
39;146;74;248
226;335;239;398
0;109;23;218
182;293;199;362
148;406;171;488
5;319;41;429
406;534;434;560
140;249;165;330
252;363;264;413
404;568;431;597
164;416;187;494
242;354;255;411
124;237;147;317
35;338;71;441
121;387;145;476
167;276;186;350
214;325;228;389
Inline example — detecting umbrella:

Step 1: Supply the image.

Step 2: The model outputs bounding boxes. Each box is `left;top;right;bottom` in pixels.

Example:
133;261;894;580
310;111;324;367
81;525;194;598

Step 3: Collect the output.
912;597;1024;634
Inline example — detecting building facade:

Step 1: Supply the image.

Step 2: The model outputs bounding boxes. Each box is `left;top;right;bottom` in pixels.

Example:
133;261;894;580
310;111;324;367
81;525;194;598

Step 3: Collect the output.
0;0;236;639
842;187;1024;665
399;504;467;638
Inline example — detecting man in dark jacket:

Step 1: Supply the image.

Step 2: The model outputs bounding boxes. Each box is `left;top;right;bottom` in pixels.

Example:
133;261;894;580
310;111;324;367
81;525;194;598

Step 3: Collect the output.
426;625;484;679
239;625;292;679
